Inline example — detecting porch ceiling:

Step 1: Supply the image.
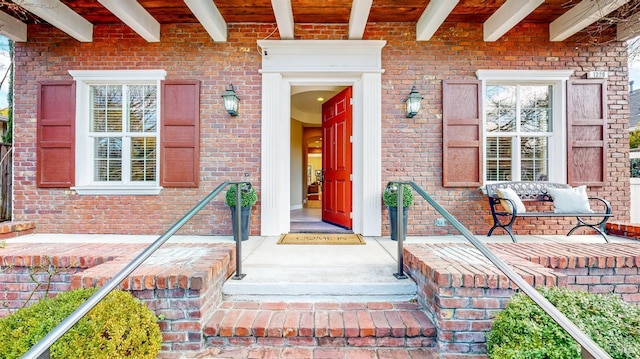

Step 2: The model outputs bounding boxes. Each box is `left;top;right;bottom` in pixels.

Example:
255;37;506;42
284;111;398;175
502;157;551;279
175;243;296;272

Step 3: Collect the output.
0;0;639;43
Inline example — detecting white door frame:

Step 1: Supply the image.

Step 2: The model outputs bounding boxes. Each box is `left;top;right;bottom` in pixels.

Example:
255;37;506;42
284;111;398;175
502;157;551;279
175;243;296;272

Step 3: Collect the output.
258;40;385;236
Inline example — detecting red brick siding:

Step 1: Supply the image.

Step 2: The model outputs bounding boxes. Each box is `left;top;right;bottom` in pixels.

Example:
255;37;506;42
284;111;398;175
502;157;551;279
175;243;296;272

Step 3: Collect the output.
12;22;630;236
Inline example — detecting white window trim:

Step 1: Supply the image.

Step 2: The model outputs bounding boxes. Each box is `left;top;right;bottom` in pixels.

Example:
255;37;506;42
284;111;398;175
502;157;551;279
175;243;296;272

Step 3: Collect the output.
476;70;573;184
69;70;167;195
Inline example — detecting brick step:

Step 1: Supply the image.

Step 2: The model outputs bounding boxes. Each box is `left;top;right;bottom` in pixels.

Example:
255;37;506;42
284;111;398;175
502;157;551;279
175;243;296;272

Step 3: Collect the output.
203;301;437;349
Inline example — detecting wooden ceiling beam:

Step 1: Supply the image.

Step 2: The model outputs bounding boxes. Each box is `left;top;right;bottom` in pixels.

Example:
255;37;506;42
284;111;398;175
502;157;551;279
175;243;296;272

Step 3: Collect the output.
550;0;631;41
271;0;294;40
183;0;227;42
348;0;373;39
98;0;160;42
17;0;93;42
484;0;544;41
0;11;27;42
416;0;459;41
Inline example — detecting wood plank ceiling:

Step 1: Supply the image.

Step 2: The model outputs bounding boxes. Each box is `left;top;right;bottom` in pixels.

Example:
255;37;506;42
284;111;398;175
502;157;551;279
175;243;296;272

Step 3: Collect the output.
0;0;638;44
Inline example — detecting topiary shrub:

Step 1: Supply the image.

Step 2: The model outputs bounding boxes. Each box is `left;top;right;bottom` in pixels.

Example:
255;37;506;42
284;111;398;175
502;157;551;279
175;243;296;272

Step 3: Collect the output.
225;183;258;207
383;183;414;207
487;286;640;359
0;288;162;359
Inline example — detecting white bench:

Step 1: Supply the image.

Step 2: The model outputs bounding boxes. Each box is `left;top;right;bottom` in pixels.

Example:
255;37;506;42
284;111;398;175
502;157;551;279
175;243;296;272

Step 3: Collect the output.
485;181;612;243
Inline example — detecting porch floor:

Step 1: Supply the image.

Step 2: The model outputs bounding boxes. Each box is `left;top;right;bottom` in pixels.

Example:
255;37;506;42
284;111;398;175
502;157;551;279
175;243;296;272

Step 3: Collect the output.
7;232;632;298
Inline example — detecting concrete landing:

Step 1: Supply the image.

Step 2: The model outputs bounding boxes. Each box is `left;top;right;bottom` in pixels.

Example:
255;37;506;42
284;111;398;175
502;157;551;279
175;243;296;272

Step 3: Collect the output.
223;236;417;302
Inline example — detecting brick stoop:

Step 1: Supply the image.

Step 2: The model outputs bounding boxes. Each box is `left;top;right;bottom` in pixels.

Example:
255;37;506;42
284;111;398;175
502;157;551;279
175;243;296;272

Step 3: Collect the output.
203;301;437;351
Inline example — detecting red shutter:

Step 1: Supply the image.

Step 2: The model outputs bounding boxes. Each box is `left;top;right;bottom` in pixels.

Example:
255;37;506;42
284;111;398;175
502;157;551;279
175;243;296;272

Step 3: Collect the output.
37;81;75;188
442;80;482;187
160;80;200;188
567;79;607;187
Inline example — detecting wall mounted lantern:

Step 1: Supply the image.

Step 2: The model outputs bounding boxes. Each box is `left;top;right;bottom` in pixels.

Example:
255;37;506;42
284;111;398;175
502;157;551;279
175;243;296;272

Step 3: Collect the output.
221;83;240;116
404;85;423;118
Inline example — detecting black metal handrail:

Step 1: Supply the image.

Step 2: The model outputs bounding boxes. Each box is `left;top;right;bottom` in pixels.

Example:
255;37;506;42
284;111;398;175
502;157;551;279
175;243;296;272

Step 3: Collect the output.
388;180;611;359
23;181;251;359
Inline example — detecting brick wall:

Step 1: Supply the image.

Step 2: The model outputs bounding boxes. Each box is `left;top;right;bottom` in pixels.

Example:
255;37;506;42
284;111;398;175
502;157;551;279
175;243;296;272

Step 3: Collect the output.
0;243;234;357
404;242;640;355
12;22;630;236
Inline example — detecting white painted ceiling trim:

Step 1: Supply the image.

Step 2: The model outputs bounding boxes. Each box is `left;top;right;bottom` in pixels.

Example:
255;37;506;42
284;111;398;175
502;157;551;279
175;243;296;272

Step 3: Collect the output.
258;40;385;73
98;0;160;42
348;0;373;39
184;0;228;42
484;0;544;41
16;0;93;42
0;11;26;42
416;0;459;41
550;0;631;41
271;0;294;40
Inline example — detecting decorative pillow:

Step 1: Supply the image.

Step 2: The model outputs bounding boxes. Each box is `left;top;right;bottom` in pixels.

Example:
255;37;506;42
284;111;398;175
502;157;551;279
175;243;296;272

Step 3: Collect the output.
545;185;594;213
496;188;526;214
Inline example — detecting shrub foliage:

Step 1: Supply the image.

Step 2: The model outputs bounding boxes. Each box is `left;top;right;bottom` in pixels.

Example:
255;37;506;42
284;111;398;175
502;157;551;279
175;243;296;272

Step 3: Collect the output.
0;288;162;359
383;183;414;207
487;286;640;359
225;183;258;207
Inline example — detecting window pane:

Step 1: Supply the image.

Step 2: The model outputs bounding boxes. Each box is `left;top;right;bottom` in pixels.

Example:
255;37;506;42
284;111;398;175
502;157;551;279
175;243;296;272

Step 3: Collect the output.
91;85;122;132
486;137;512;181
94;137;122;181
486;85;516;132
129;85;157;133
520;137;548;181
131;137;157;181
631;158;640;178
520;86;551;132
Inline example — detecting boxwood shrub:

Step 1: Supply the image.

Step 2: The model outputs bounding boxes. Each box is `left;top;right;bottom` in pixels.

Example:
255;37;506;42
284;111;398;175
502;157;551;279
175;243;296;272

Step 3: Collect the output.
487;286;640;359
0;288;162;359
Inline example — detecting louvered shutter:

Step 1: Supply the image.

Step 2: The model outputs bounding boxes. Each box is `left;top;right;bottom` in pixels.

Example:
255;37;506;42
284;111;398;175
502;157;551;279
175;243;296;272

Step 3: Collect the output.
160;80;200;187
442;80;482;187
567;79;607;187
37;81;75;187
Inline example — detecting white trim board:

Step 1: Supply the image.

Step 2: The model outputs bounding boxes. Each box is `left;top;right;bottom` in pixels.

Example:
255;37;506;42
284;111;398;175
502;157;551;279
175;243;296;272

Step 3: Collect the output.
258;40;385;236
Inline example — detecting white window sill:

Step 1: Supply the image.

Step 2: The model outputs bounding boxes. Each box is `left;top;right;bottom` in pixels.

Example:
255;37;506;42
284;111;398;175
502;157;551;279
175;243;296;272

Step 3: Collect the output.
71;186;162;195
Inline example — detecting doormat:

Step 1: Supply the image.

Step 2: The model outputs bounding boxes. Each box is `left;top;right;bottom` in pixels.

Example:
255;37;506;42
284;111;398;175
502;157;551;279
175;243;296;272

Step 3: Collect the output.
277;233;365;245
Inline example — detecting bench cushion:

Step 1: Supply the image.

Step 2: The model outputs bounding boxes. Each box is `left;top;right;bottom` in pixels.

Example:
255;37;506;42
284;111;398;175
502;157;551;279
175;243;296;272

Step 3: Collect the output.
497;187;526;214
546;185;593;214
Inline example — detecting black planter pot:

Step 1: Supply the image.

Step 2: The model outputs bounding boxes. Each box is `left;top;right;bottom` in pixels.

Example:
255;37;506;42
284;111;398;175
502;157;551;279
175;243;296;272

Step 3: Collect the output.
230;206;252;241
388;206;408;241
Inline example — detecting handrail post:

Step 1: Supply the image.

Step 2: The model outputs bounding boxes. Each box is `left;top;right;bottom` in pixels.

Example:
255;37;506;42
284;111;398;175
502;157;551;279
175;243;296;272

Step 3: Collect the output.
231;183;246;280
394;182;408;279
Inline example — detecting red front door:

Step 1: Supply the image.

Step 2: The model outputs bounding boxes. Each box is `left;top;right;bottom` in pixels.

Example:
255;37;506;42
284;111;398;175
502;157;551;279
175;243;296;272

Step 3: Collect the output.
321;87;352;229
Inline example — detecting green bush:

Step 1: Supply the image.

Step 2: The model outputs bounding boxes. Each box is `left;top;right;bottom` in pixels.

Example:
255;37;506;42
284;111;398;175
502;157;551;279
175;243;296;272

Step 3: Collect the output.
0;288;162;359
225;183;258;207
383;183;414;207
487;286;640;359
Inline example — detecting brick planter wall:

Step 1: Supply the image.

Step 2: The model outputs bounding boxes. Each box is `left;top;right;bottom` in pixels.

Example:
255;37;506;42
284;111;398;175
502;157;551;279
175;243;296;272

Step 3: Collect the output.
0;242;235;358
403;242;640;356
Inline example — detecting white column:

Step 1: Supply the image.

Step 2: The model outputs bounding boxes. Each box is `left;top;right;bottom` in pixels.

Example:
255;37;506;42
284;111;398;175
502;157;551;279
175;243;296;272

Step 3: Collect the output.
261;72;291;236
358;72;382;236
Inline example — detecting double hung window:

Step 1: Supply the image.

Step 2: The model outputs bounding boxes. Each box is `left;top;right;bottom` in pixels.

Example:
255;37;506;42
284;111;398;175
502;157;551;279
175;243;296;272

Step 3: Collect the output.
477;70;571;184
70;70;166;195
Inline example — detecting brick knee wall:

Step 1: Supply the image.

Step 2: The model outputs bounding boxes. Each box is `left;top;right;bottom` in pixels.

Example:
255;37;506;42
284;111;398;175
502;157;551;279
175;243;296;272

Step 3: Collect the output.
404;242;640;356
607;222;640;240
0;242;235;356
